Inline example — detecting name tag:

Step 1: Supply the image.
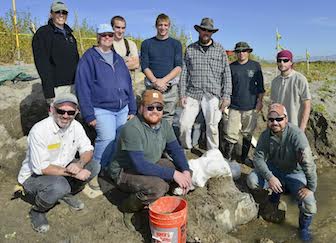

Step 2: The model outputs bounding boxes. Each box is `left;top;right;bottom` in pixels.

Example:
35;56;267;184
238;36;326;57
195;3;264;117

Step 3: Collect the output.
48;143;60;150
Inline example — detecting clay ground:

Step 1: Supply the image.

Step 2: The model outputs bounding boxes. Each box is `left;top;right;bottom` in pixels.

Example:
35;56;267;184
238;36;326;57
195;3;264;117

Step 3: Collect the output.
1;65;336;242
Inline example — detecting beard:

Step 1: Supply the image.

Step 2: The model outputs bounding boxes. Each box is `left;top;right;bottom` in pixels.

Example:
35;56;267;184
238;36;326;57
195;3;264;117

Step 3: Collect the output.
144;113;161;126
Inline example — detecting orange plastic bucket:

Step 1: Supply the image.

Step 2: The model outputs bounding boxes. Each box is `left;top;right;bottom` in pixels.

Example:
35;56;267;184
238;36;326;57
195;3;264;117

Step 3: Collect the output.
149;196;187;243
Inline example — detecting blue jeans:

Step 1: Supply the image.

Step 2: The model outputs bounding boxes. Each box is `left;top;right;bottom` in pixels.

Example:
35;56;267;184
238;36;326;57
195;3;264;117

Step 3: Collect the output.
93;106;129;167
247;164;317;216
23;159;100;209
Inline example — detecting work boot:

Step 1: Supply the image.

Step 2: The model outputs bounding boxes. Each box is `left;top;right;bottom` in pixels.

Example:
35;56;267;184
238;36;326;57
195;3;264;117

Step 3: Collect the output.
241;137;253;166
120;194;144;231
29;196;54;233
223;140;235;161
60;194;84;210
259;193;287;223
299;212;313;241
29;209;49;233
88;176;101;191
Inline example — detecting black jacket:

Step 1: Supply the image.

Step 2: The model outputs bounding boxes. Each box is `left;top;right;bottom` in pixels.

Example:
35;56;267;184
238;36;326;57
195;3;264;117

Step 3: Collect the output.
32;19;79;99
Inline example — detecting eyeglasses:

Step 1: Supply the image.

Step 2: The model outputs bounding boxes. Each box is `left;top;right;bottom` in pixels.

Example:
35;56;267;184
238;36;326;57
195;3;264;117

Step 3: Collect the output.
146;105;164;112
55;108;76;116
277;58;290;63
54;10;68;15
99;33;113;38
236;49;249;53
199;27;214;33
268;117;285;122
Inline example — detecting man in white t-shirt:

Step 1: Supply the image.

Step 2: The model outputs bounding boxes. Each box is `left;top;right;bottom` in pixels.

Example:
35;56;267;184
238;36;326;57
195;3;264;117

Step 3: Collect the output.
270;50;311;131
111;15;139;71
17;93;100;233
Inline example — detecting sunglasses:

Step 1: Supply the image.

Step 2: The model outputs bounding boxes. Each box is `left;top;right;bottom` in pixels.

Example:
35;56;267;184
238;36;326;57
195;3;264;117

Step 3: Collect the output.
268;117;285;122
277;58;290;63
146;105;164;112
236;49;249;53
55;108;76;116
199;27;214;33
54;10;68;15
99;33;113;38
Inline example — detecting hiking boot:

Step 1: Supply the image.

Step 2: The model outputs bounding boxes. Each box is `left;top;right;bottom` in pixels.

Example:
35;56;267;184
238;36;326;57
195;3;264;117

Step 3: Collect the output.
120;194;144;231
29;209;49;233
299;212;313;241
88;176;101;191
60;195;84;210
259;200;287;223
241;137;252;163
223;140;235;161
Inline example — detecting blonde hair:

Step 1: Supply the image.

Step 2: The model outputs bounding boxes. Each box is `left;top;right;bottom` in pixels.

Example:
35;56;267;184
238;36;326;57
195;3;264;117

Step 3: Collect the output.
155;13;170;26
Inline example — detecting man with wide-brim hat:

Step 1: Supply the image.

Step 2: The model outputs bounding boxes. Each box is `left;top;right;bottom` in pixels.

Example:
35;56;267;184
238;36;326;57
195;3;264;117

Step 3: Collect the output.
179;17;232;151
221;41;264;165
194;17;219;33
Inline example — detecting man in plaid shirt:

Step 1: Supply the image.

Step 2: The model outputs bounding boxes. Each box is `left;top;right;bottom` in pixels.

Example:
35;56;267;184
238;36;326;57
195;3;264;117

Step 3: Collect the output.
179;17;232;150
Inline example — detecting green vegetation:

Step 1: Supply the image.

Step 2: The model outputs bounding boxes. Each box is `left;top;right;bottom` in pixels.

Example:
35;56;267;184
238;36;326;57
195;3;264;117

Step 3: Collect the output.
0;10;191;64
295;61;336;82
0;10;37;63
313;103;326;114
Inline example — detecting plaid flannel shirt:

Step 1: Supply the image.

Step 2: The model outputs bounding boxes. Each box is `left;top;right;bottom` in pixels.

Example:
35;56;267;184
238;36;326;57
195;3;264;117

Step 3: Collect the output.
179;41;232;101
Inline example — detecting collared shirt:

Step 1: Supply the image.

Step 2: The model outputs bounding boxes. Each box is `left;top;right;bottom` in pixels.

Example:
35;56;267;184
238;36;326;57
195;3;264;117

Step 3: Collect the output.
270;70;311;126
179;40;232;101
18;116;93;184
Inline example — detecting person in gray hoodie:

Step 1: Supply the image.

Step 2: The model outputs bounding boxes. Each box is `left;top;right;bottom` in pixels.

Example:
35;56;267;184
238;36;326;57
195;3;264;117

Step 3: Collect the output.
247;103;316;242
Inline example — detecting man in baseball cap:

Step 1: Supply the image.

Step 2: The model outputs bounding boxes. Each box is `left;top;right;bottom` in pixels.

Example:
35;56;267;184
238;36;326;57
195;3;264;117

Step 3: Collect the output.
270;49;311;132
107;89;192;230
247;103;317;241
17;93;100;233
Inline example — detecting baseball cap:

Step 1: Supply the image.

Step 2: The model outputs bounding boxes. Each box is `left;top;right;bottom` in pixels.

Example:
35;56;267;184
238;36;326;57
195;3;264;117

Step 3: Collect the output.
268;103;287;117
51;1;68;12
142;90;164;106
54;93;78;106
277;50;293;62
96;24;113;34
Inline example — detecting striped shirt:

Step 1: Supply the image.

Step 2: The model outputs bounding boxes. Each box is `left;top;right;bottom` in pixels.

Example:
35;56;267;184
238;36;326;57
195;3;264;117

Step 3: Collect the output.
179;41;232;101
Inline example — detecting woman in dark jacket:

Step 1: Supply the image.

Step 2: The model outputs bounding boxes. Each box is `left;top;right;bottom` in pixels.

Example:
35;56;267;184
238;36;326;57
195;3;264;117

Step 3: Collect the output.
32;1;79;104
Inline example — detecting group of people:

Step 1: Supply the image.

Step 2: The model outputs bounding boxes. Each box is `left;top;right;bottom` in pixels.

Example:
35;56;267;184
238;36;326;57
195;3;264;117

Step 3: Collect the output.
18;0;316;241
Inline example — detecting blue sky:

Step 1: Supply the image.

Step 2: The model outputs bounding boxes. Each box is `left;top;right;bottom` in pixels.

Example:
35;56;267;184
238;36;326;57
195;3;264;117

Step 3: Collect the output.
1;0;336;60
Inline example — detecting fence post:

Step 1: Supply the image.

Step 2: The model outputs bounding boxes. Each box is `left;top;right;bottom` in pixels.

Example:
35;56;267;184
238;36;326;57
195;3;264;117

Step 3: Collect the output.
12;0;21;62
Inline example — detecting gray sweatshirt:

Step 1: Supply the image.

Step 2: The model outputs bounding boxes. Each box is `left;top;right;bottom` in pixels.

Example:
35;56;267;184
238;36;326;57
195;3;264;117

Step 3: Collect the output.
253;123;317;192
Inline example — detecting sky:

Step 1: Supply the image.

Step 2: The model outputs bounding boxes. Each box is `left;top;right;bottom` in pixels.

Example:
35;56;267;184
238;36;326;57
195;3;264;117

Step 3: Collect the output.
1;0;336;60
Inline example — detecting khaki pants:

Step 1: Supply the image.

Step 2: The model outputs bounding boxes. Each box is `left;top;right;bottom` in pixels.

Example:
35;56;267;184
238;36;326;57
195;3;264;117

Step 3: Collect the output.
179;96;222;149
224;109;257;144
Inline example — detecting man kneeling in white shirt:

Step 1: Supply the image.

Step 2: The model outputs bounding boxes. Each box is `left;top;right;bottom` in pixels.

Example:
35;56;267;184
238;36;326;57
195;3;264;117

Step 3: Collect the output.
17;93;99;233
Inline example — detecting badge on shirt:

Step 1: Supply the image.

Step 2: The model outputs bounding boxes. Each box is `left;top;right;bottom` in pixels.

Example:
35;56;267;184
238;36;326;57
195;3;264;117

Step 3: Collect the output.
247;70;255;78
48;143;61;150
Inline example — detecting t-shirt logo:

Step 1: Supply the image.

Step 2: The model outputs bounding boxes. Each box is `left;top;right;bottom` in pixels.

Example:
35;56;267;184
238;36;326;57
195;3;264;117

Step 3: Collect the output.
153;93;159;98
247;70;255;78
